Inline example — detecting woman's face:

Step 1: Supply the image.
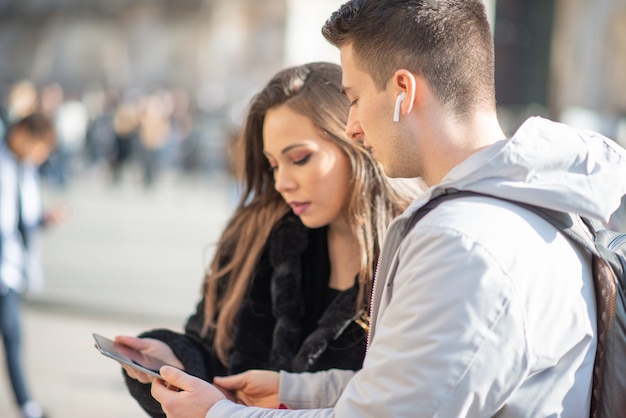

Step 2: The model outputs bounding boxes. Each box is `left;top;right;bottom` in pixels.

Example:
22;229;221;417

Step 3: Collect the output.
263;104;352;229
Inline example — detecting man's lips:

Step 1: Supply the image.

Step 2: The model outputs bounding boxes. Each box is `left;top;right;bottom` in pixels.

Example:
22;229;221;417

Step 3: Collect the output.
289;201;311;215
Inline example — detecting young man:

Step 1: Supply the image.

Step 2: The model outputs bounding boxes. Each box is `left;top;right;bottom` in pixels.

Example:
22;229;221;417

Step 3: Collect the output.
150;1;626;416
1;112;65;418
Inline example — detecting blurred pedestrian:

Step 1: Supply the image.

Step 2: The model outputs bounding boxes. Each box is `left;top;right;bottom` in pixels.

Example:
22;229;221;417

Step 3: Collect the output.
1;113;67;418
48;95;89;188
4;81;38;125
110;101;139;184
137;91;173;188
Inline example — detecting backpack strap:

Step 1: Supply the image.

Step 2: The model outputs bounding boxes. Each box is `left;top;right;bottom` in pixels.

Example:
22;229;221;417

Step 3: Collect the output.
407;188;597;250
408;188;614;418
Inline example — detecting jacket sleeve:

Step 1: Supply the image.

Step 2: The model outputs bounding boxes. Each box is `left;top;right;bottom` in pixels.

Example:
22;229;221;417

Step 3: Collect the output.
279;369;355;409
123;297;226;418
208;401;335;418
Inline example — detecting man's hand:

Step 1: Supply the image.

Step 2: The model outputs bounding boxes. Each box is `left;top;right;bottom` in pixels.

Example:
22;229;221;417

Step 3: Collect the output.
152;366;226;418
213;370;280;408
43;204;68;226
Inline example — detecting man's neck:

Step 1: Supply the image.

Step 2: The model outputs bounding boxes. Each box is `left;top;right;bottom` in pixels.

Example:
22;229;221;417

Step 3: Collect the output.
424;110;505;186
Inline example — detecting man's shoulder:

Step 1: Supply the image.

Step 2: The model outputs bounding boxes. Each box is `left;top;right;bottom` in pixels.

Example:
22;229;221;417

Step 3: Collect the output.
408;194;555;239
399;194;582;279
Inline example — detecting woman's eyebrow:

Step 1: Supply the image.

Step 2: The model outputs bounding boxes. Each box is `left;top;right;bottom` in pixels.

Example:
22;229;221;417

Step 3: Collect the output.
263;143;307;159
280;143;307;155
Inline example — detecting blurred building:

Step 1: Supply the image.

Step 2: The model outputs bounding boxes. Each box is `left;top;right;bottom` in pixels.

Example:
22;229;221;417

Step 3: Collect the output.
0;0;287;116
493;0;626;141
0;0;624;144
551;0;626;142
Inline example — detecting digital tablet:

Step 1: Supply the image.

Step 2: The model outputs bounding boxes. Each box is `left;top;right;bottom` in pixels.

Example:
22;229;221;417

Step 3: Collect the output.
93;333;169;379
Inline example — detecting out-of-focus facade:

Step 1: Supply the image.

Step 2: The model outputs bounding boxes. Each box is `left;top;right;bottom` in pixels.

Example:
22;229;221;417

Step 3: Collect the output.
551;0;626;144
0;0;624;177
0;0;288;118
493;0;626;142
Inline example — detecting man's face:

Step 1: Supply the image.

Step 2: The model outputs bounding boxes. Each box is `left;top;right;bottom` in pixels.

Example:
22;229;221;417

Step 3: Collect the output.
8;129;54;166
340;44;419;178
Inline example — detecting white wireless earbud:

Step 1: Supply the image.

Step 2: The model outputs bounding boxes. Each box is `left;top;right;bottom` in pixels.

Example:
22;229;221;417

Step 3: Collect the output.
393;92;407;122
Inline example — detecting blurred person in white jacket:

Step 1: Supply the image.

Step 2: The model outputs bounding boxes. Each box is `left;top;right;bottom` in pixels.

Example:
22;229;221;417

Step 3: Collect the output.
147;1;626;417
1;113;66;418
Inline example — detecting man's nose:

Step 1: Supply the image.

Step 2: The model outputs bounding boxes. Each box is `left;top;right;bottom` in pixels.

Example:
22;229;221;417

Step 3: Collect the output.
345;108;364;142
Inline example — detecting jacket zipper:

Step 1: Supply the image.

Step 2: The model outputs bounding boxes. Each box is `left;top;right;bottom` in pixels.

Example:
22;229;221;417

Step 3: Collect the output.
365;253;382;353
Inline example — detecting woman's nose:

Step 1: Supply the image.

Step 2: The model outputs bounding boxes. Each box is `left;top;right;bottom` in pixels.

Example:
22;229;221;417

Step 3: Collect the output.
273;167;296;193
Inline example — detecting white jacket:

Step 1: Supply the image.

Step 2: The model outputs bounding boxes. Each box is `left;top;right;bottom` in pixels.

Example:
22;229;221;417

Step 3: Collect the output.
0;144;44;294
209;117;626;417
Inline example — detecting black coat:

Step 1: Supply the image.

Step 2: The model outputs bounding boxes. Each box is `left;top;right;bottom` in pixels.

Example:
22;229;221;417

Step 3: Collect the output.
124;214;367;417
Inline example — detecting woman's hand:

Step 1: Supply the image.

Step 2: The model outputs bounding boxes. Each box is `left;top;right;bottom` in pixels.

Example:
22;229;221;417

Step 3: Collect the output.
213;370;280;408
114;335;184;384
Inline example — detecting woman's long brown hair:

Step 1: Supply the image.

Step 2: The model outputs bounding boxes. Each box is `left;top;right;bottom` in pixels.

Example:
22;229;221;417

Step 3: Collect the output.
202;62;417;366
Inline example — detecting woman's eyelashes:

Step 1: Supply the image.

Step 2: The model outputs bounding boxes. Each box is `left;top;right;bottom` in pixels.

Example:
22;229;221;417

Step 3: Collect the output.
293;153;312;166
267;152;312;171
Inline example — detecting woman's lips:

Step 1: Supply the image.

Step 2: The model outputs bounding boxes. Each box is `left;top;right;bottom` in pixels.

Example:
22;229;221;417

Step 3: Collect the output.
289;201;311;215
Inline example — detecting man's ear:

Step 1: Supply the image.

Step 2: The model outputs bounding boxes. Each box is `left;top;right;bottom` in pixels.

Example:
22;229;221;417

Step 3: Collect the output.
391;69;422;118
393;92;407;122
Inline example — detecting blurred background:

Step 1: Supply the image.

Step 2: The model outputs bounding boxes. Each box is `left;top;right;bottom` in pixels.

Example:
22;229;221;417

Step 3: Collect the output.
0;0;625;417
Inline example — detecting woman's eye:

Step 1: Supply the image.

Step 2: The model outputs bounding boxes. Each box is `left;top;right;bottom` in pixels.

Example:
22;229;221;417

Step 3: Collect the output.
350;98;358;107
293;154;311;166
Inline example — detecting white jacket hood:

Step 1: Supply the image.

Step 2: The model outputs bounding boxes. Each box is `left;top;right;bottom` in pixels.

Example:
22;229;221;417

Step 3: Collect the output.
406;116;626;225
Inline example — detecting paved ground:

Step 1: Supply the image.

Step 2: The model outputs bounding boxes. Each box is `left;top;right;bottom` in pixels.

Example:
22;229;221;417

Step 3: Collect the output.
0;165;237;418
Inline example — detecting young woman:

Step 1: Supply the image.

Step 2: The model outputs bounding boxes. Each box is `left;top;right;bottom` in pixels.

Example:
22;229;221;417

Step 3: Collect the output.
116;62;419;417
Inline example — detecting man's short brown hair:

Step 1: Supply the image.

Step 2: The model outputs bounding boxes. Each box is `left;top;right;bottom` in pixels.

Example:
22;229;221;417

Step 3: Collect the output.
9;112;56;148
322;0;496;116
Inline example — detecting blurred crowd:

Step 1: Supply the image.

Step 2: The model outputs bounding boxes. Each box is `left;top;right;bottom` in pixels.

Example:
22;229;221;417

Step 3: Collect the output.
0;79;235;190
